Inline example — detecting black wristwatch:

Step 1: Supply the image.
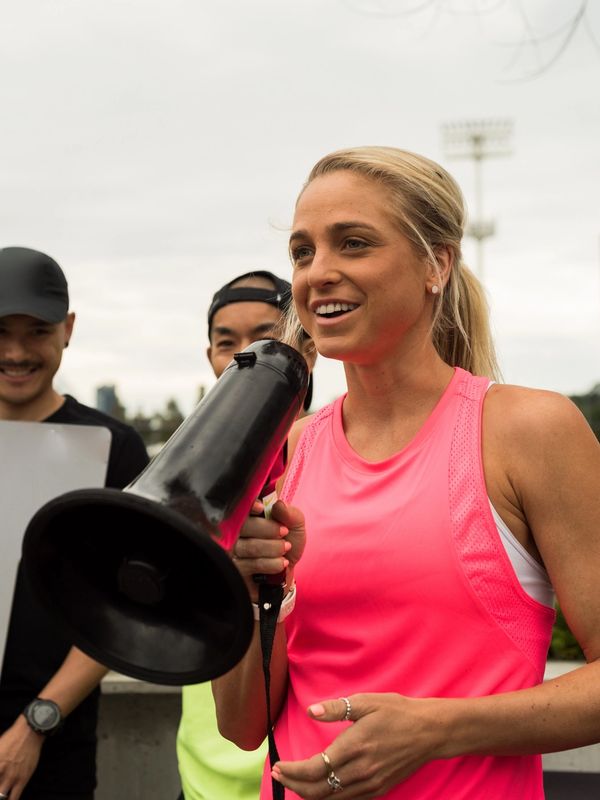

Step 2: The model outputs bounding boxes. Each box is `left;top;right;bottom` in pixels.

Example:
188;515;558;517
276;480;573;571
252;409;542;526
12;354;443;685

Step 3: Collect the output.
23;698;64;736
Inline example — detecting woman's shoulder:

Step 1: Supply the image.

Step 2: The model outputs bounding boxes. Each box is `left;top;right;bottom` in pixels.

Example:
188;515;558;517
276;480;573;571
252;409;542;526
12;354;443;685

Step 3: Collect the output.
484;382;595;454
481;383;599;541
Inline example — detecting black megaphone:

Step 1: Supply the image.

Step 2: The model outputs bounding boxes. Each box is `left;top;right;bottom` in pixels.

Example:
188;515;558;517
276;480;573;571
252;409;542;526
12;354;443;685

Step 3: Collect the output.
21;340;308;685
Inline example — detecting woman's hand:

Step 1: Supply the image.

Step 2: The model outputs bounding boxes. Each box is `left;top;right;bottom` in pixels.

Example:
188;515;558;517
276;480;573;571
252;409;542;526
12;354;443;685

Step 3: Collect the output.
271;693;447;799
232;499;306;601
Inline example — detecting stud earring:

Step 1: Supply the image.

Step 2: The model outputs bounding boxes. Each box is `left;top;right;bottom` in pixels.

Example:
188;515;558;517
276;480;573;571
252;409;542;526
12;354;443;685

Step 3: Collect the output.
430;285;440;295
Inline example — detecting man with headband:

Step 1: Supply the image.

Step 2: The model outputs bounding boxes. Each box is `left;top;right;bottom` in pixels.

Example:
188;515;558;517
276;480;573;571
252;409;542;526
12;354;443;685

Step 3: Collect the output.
175;270;314;800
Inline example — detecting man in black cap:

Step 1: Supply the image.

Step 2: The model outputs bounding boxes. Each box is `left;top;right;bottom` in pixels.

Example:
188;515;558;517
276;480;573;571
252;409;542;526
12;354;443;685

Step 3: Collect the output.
0;246;148;799
175;270;314;800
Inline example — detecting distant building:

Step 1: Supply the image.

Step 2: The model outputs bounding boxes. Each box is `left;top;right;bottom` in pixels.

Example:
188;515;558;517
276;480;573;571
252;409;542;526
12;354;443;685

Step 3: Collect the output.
96;385;125;420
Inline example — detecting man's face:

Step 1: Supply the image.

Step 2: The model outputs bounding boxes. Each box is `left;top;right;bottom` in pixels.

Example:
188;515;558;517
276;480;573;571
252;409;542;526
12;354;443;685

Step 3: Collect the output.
207;302;281;378
0;313;74;414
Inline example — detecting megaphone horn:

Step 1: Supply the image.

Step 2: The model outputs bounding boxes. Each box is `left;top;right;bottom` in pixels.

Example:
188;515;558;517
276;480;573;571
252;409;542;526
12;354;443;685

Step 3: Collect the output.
22;340;308;686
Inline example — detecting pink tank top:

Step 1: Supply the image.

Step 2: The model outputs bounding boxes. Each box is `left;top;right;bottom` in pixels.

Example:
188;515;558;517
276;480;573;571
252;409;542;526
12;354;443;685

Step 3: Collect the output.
262;368;555;800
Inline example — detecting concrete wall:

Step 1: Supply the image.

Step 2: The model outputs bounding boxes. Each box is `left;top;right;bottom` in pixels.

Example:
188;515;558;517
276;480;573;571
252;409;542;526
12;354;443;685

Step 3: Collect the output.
96;674;181;800
542;661;600;774
94;661;599;799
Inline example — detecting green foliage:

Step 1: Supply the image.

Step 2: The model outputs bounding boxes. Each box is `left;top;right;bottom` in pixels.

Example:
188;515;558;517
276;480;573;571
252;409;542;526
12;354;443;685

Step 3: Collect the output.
128;397;185;448
97;383;207;450
549;604;584;661
570;387;600;441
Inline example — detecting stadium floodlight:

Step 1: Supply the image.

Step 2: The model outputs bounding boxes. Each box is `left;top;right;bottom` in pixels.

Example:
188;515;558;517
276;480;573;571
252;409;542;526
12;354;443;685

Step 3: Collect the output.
442;119;513;279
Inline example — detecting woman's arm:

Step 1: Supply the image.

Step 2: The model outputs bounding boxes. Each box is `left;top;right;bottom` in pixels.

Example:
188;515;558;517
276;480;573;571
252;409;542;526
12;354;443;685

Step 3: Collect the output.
212;417;311;750
213;500;305;749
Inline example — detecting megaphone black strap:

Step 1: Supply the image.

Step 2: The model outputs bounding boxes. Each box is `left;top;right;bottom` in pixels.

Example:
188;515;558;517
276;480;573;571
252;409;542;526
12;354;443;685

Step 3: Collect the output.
258;581;286;800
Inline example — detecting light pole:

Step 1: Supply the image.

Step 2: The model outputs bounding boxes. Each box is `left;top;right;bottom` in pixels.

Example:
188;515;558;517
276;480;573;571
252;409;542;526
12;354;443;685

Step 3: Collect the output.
442;119;513;280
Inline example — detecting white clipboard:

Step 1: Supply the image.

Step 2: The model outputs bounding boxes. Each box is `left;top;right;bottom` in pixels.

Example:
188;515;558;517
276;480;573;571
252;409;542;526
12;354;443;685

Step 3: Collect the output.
0;421;111;667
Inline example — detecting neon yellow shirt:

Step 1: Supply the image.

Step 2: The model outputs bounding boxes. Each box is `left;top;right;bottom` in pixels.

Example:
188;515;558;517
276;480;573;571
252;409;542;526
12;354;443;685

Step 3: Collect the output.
177;682;267;800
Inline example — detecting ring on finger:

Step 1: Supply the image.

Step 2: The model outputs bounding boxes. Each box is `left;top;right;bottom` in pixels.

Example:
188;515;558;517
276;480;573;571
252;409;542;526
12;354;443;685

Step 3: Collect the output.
320;751;333;775
320;751;344;792
327;773;343;792
339;696;352;721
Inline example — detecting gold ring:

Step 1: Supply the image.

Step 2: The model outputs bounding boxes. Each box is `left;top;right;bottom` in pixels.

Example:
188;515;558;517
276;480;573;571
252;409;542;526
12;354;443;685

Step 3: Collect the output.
320;751;332;775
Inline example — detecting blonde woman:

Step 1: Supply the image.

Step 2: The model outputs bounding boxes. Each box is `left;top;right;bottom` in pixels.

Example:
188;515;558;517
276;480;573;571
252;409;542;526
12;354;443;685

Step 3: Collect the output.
214;147;600;799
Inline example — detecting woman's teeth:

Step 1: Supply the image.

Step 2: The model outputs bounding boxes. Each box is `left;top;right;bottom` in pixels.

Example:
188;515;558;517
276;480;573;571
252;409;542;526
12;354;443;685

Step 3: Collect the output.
315;302;357;317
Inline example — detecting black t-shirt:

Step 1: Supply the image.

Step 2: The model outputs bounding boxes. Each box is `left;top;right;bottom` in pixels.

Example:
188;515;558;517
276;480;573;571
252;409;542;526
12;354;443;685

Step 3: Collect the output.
0;396;148;795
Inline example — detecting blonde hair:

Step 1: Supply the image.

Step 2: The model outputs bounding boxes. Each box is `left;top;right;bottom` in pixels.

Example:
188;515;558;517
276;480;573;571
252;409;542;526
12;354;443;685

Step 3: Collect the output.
283;146;500;380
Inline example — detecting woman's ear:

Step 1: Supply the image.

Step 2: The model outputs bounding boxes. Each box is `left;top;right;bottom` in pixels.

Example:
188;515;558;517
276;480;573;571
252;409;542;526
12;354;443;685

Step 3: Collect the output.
432;245;453;288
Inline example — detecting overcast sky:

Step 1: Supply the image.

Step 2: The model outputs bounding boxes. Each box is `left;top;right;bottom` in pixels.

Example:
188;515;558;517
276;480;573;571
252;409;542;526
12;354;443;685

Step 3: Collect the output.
1;0;599;415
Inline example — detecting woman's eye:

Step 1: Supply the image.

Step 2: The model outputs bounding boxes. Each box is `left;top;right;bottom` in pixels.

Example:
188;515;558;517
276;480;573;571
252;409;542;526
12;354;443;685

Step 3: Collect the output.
344;238;367;250
291;245;313;263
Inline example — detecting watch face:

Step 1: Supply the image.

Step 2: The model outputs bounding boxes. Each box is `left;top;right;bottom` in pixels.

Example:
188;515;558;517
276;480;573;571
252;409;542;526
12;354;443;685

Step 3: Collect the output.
29;700;61;732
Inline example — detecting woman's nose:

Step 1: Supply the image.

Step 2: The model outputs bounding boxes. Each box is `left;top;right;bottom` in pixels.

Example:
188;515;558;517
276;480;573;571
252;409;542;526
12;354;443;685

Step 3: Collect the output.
306;249;341;288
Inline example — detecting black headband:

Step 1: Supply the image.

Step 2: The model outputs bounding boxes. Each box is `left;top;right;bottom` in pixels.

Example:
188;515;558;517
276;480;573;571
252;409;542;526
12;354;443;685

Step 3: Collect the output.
207;271;291;337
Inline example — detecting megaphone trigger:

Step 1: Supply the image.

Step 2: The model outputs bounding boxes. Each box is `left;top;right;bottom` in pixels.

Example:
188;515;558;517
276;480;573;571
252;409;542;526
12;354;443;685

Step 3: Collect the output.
251;490;287;590
252;439;289;589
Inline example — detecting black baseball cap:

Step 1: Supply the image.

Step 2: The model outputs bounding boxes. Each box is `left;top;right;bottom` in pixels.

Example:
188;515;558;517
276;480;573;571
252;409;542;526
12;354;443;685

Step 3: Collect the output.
0;246;69;323
207;270;291;338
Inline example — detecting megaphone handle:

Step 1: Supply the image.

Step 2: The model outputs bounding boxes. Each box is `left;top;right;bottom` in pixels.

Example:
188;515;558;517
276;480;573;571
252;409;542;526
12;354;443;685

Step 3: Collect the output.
252;498;286;586
253;474;287;798
253;567;286;587
258;578;286;799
